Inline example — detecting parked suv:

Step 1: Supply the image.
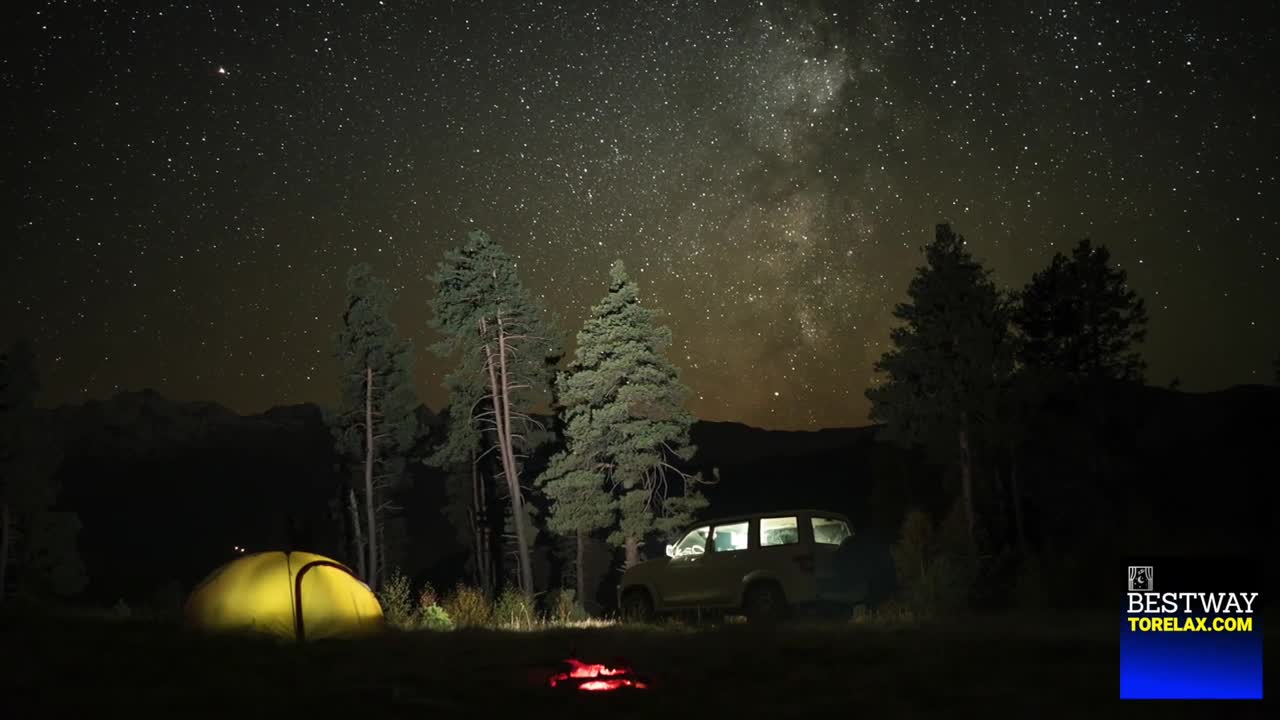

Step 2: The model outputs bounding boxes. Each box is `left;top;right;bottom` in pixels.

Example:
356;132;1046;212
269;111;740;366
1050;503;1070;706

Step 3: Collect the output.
617;509;868;622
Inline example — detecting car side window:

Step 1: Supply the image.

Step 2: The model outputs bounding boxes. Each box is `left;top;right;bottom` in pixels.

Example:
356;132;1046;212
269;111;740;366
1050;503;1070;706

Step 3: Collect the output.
760;516;800;546
710;521;749;553
672;526;709;557
812;517;852;545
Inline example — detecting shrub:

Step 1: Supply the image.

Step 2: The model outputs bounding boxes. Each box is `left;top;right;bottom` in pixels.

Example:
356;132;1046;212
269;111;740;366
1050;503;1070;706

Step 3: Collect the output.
418;604;454;631
908;553;977;614
851;599;922;626
444;585;493;628
493;587;536;630
546;588;588;625
890;504;977;616
891;510;934;588
378;569;416;630
417;582;440;611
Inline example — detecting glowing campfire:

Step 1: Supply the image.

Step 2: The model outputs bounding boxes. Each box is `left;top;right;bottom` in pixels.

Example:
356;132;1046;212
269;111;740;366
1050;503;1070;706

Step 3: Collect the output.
548;658;650;692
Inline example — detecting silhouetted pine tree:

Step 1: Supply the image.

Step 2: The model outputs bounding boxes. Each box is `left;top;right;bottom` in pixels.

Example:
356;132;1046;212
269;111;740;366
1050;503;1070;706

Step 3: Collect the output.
540;261;705;570
430;230;559;599
328;264;420;590
866;225;1014;548
1012;239;1149;524
0;340;85;602
1013;239;1148;383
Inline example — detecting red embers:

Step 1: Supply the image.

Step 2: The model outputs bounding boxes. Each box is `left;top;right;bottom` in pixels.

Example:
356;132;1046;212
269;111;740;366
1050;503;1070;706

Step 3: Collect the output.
548;658;650;692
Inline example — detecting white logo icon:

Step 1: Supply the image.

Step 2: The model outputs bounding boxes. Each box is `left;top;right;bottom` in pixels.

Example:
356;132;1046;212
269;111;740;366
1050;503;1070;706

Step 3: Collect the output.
1128;566;1153;591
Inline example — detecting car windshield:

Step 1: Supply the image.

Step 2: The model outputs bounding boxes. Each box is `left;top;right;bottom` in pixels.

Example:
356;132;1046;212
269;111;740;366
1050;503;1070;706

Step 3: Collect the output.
672;526;709;556
812;517;852;545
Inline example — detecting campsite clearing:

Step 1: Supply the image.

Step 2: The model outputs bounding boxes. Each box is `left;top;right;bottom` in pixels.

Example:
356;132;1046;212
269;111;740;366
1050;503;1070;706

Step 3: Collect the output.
2;613;1266;718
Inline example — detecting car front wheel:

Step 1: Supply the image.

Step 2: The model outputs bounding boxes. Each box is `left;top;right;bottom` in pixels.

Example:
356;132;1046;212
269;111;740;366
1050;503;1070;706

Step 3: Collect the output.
620;588;654;623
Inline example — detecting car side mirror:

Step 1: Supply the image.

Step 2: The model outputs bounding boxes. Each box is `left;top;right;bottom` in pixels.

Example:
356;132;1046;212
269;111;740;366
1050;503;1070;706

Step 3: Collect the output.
665;544;675;558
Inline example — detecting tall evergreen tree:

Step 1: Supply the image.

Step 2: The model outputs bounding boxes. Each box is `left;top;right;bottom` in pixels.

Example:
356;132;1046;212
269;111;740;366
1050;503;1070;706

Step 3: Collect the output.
537;413;614;601
867;224;1014;547
328;264;420;590
430;230;559;599
0;341;85;602
1013;239;1149;510
540;261;705;570
1013;238;1148;383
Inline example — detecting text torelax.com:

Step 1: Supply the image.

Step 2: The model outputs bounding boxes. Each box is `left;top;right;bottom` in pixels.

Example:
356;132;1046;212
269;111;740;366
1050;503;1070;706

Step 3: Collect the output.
1127;616;1254;632
1126;592;1259;631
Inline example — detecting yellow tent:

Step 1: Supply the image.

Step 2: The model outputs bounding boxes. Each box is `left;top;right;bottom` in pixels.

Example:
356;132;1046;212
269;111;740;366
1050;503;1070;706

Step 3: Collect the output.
185;551;383;641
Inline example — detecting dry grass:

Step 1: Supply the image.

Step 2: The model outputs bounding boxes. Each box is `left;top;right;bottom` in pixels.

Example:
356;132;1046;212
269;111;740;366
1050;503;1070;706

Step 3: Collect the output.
455;617;619;633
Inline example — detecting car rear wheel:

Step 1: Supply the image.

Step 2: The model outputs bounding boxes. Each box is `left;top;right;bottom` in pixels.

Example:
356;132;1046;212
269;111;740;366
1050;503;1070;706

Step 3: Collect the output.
620;588;654;623
742;582;788;624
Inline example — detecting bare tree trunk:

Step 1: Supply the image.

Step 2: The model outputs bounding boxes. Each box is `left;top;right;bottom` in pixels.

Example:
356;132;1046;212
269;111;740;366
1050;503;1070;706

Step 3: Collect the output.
486;314;534;600
481;342;508;475
364;366;379;590
465;505;478;586
347;487;366;580
498;328;534;601
467;459;480;588
576;528;586;604
478;471;494;597
957;425;976;549
1010;452;1029;556
624;537;640;569
0;504;9;606
992;456;1007;549
376;514;387;586
470;451;494;596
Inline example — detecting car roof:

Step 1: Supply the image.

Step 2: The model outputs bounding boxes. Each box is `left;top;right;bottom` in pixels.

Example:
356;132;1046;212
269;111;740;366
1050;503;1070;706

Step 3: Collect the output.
692;509;850;527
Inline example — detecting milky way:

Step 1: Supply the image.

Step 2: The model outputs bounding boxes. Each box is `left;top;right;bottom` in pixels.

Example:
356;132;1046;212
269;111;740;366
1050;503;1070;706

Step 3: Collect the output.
5;1;1277;429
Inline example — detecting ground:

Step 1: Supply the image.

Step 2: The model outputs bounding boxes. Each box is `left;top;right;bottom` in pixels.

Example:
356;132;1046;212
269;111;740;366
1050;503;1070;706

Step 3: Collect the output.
2;612;1268;718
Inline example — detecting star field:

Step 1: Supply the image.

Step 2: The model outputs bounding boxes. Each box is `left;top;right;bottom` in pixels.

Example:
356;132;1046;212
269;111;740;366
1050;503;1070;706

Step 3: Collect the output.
5;1;1277;429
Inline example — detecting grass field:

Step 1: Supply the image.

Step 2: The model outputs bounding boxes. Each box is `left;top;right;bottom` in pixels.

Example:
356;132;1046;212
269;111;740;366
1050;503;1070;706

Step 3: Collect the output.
2;612;1267;718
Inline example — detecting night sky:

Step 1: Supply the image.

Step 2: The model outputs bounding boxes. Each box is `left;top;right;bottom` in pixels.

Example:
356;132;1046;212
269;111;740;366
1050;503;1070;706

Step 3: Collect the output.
5;1;1277;429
